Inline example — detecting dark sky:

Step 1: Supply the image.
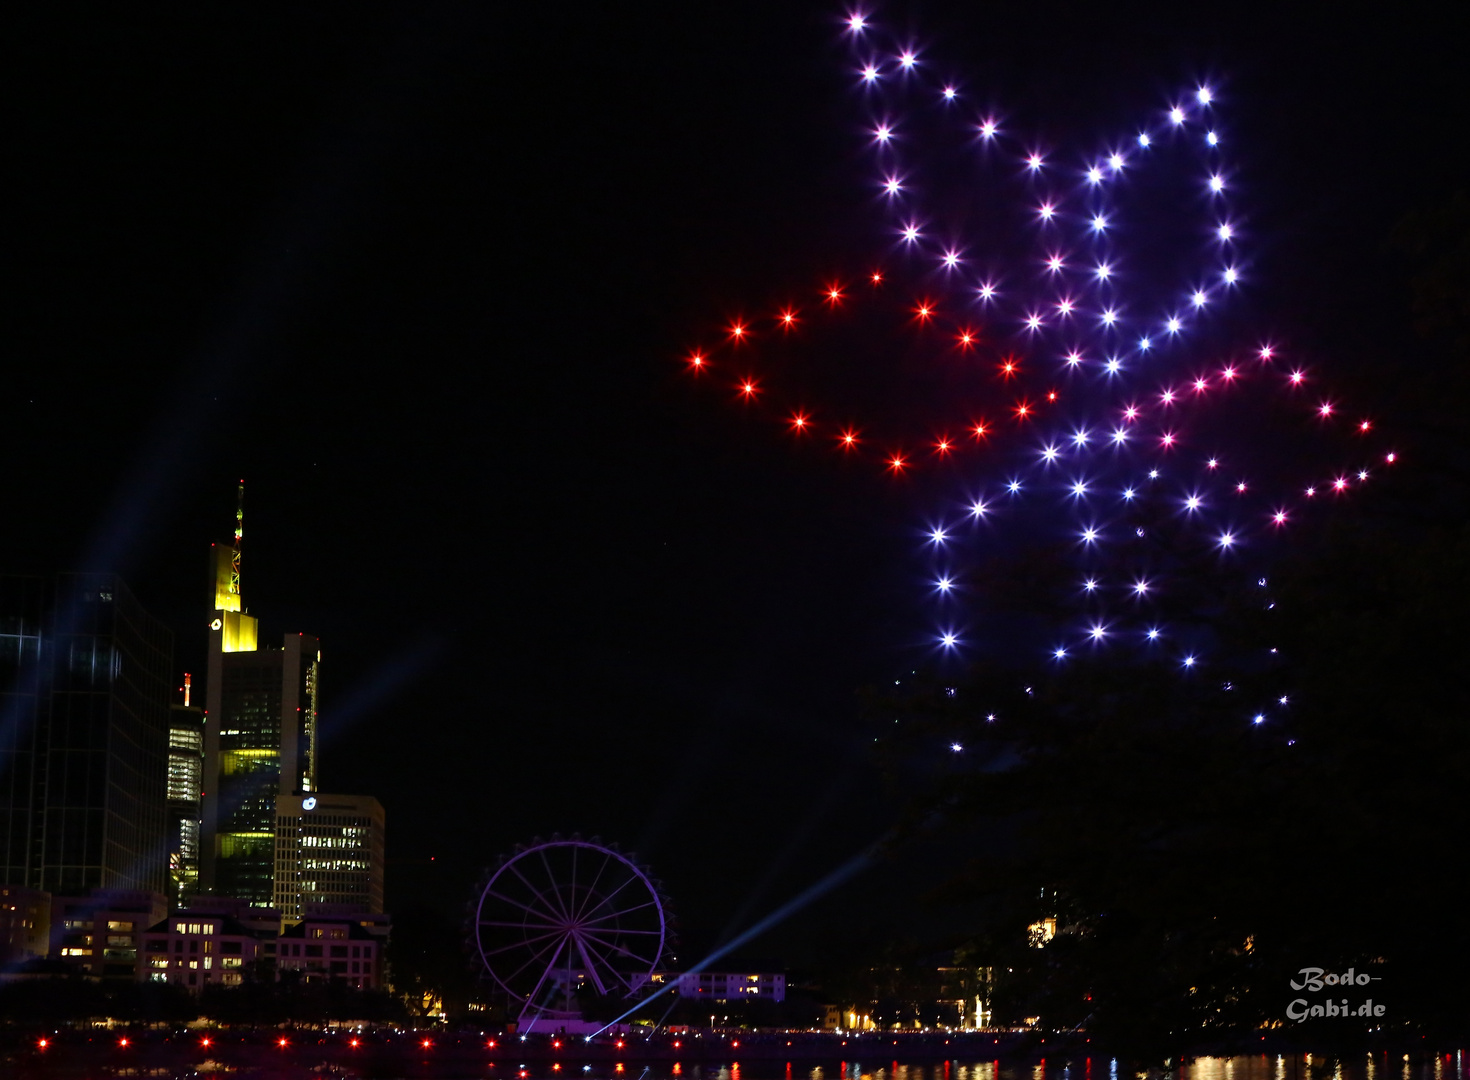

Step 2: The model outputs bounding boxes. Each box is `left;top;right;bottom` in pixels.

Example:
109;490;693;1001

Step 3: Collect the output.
8;3;1466;967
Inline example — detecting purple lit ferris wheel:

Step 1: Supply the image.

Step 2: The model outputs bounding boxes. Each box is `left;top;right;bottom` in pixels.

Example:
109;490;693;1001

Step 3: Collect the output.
471;837;671;1031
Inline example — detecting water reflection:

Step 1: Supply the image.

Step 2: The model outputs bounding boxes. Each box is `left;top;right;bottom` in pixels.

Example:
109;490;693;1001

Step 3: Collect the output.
537;1055;1466;1080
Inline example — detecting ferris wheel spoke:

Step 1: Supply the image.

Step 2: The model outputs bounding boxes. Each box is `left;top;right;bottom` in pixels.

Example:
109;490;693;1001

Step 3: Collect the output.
536;847;574;920
578;925;662;965
502;933;567;992
505;861;567;921
569;845;582;919
519;936;572;1012
576;871;642;922
479;927;566;957
571;849;618;921
572;934;611;997
582;926;664;936
482;885;563;924
590;933;653;994
579;898;661;926
578;929;655;985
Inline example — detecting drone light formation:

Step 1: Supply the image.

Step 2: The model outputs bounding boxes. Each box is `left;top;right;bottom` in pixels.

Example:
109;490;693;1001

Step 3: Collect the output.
676;8;1388;685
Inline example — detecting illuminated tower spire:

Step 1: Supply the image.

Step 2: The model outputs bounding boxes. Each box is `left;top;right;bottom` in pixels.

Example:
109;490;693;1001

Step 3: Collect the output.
231;480;244;604
210;481;256;651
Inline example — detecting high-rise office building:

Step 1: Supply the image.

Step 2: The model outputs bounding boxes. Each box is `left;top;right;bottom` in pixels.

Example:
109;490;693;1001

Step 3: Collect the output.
273;793;385;921
166;678;204;907
200;490;323;907
0;573;174;895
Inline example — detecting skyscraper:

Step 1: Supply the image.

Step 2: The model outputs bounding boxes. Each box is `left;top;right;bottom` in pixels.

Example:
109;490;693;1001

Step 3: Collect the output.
199;488;322;907
0;573;174;895
166;677;204;907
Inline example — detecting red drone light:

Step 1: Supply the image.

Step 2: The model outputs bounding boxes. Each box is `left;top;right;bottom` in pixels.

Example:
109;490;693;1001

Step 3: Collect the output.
738;379;759;399
728;322;746;340
687;352;706;371
870;271;883;284
1359;420;1372;432
37;1039;48;1050
838;428;860;449
888;454;908;472
972;422;989;439
278;1038;288;1048
119;1038;129;1048
957;329;976;348
914;302;933;321
1014;401;1032;419
423;1039;433;1049
825;283;844;304
1000;358;1018;378
790;412;809;431
935;437;952;454
351;1039;361;1048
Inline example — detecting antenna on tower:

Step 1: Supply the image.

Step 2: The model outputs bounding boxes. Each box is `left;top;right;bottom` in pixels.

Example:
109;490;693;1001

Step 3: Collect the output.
231;480;244;602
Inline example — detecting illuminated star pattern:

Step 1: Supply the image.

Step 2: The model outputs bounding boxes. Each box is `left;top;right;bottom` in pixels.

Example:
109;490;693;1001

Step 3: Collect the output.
678;9;1392;691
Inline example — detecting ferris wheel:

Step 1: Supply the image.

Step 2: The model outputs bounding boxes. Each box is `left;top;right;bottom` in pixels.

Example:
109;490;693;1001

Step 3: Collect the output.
471;837;672;1030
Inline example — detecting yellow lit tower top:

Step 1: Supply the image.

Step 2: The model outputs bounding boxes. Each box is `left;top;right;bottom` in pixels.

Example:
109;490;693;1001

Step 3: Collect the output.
211;480;258;652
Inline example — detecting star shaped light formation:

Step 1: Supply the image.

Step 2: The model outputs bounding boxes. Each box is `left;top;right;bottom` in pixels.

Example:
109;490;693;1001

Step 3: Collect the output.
678;8;1394;713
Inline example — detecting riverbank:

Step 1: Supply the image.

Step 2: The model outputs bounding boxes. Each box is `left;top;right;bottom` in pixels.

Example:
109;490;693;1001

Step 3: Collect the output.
2;1029;1465;1079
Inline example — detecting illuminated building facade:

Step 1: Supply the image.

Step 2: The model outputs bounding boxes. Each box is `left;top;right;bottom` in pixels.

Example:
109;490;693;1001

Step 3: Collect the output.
673;971;786;1002
273;794;384;921
275;913;383;989
199;493;323;907
50;889;168;980
0;573;174;896
166;689;204;907
137;905;271;990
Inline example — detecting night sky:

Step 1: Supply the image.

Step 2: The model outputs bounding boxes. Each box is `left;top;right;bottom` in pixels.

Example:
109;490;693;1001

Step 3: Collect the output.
9;3;1467;967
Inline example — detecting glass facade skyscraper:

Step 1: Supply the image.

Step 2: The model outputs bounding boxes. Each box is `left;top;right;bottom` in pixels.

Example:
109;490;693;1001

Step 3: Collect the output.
0;573;174;895
166;700;204;906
